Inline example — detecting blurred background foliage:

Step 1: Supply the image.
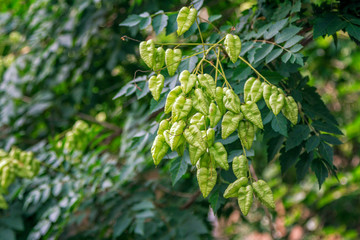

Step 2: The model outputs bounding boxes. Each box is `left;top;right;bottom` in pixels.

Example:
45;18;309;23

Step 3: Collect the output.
0;0;359;239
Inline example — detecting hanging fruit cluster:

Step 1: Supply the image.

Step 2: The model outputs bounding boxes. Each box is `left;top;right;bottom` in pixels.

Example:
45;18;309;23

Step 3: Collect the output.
0;147;40;209
138;6;300;215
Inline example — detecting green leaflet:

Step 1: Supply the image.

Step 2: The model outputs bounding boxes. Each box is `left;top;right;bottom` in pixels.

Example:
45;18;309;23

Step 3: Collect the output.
209;102;222;128
153;47;165;71
215;87;226;114
224;34;241;63
179;70;197;94
198;74;216;98
221;111;243;139
223;177;248;198
243;77;256;102
189;144;205;166
157;120;169;135
164;86;182;114
240;101;263;129
202;128;215;147
169;120;186;150
209;142;229;170
177;7;197;36
238;185;253;216
139;39;155;69
151;135;169;165
232;155;248;179
252;180;275;209
172;95;192;121
149;74;164;101
224;88;241;113
197;167;217;198
282;96;298;125
165;48;182;76
192;88;209;115
269;91;285;116
190;113;206;130
183;125;206;152
238;120;255;150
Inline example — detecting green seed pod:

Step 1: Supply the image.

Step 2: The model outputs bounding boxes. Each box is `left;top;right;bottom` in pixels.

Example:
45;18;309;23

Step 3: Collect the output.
157;120;170;135
177;7;198;36
165;48;182;76
282;96;298;125
238;121;255;150
189;144;205;166
196;152;212;169
169;120;186;150
232;155;248;179
215;87;226;114
202;128;215;147
250;79;264;103
151;135;169;166
243;77;256;102
223;177;248;198
269;91;285;116
190;113;206;130
238;185;253;216
209;102;222;128
183;125;206;152
164;86;182;114
240;101;263;129
149;74;164;101
197;167;217;198
198;74;216;98
252;180;275;209
153;47;165;71
263;83;272;109
224;89;241;113
192;88;209;115
179;70;197;94
163;129;171;146
224;34;241;63
172;95;192;121
209;142;229;170
176;136;186;156
221;111;243;139
139;40;155;69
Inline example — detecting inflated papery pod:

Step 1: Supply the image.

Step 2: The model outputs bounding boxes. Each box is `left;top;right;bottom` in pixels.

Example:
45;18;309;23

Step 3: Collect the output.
221;111;243;139
240;101;263;129
224;34;241;63
238;120;255;150
151;135;169;165
169;120;186;150
209;102;222;128
190;113;206;130
164;86;182;114
282;96;298;125
192;88;210;115
157;120;170;135
177;7;197;36
165;48;182;76
149;74;164;101
139;40;155;69
179;70;197;94
263;84;276;109
172;95;192;121
183;125;207;152
238;185;253;216
244;77;264;103
153;47;165;71
252;180;275;209
209;142;229;170
215;87;226;114
232;155;248;179
198;74;216;98
203;128;215;147
189;144;205;166
223;177;248;198
224;88;241;113
197;154;217;198
269;90;285;116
